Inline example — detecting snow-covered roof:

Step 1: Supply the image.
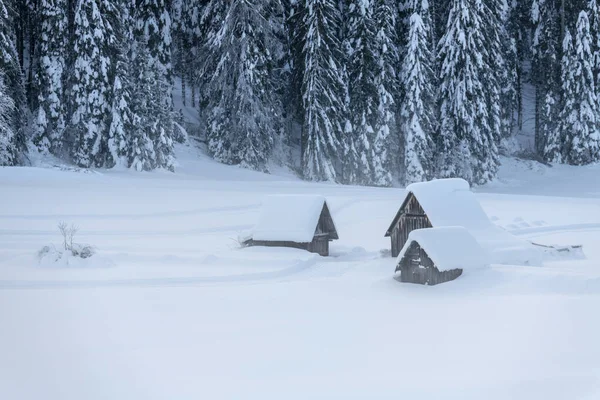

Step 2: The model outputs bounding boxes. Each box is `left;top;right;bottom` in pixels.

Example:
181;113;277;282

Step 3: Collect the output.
387;178;491;231
396;227;489;272
251;195;337;243
388;178;543;266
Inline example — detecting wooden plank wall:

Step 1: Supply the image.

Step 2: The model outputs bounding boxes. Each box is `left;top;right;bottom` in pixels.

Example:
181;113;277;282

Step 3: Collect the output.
391;195;432;257
249;239;329;256
397;242;462;285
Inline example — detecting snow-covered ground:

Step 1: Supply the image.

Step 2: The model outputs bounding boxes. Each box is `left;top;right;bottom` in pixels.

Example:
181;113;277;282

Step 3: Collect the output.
1;144;600;399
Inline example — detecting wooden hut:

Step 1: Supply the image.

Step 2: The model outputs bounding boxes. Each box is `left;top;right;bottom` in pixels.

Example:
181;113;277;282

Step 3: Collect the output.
385;178;543;266
244;195;338;256
395;227;488;285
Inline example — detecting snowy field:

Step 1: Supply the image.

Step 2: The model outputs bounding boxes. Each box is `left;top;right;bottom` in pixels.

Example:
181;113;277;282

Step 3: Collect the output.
1;144;600;399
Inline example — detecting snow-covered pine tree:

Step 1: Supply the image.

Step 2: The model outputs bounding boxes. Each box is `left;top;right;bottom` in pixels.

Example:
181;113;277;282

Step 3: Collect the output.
128;42;158;171
495;0;519;140
200;0;285;170
586;0;600;93
560;14;600;165
286;0;307;135
345;0;379;185
171;0;185;104
0;0;28;165
531;0;561;161
134;0;175;170
172;0;203;109
33;0;68;155
437;0;500;184
269;0;295;166
150;68;175;171
554;28;574;163
371;0;398;186
432;0;452;45
301;0;348;182
0;74;16;166
105;0;135;168
106;73;130;168
400;0;435;185
67;0;116;168
134;0;173;80
505;0;531;133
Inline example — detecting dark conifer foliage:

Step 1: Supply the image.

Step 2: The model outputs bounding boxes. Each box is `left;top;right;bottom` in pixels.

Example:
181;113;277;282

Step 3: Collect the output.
0;0;27;165
3;0;600;182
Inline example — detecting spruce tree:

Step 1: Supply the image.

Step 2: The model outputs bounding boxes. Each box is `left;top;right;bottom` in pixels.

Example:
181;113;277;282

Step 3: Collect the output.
346;0;378;185
301;0;348;182
200;0;285;170
532;0;561;161
172;0;204;109
438;0;500;184
495;0;518;139
0;74;16;166
128;43;158;171
134;0;175;170
586;0;600;94
67;0;116;168
135;0;173;80
400;0;435;184
506;0;533;132
371;0;398;186
106;0;134;168
0;0;28;164
33;0;68;155
561;14;600;165
286;0;307;136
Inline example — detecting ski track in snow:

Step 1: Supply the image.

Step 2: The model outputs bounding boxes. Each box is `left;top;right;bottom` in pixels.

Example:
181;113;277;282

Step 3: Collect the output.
0;253;381;290
508;223;600;236
0;224;254;237
0;203;261;221
0;258;317;290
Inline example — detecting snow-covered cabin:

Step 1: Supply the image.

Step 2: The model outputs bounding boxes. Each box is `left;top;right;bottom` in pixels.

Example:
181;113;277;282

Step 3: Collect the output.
244;195;338;256
395;227;489;285
385;178;543;266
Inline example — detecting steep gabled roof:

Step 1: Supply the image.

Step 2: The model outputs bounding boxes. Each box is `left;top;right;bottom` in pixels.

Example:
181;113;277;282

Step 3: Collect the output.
385;192;418;236
396;227;489;272
385;178;489;236
252;195;338;242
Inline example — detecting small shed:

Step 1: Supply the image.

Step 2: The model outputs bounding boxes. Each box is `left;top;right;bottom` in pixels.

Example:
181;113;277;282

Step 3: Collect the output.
244;195;338;256
385;178;542;266
395;227;489;285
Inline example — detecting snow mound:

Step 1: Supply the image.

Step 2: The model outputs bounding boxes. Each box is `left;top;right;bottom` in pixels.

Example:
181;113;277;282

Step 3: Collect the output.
37;244;114;269
252;195;331;242
404;178;544;266
397;227;489;272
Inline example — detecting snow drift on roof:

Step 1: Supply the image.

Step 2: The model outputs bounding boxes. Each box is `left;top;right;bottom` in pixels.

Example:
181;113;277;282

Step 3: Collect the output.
406;178;491;229
252;195;331;243
400;179;544;266
397;227;490;272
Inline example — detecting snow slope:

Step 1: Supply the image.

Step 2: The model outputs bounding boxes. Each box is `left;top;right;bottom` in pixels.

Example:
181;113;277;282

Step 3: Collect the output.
1;145;600;400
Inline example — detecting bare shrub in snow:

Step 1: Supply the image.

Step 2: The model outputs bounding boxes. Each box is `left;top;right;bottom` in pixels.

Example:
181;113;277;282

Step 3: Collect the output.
58;221;79;251
37;223;100;267
58;221;68;250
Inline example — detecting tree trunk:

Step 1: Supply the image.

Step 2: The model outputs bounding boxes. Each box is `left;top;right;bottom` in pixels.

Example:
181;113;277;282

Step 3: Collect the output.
190;66;195;108
560;0;565;42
